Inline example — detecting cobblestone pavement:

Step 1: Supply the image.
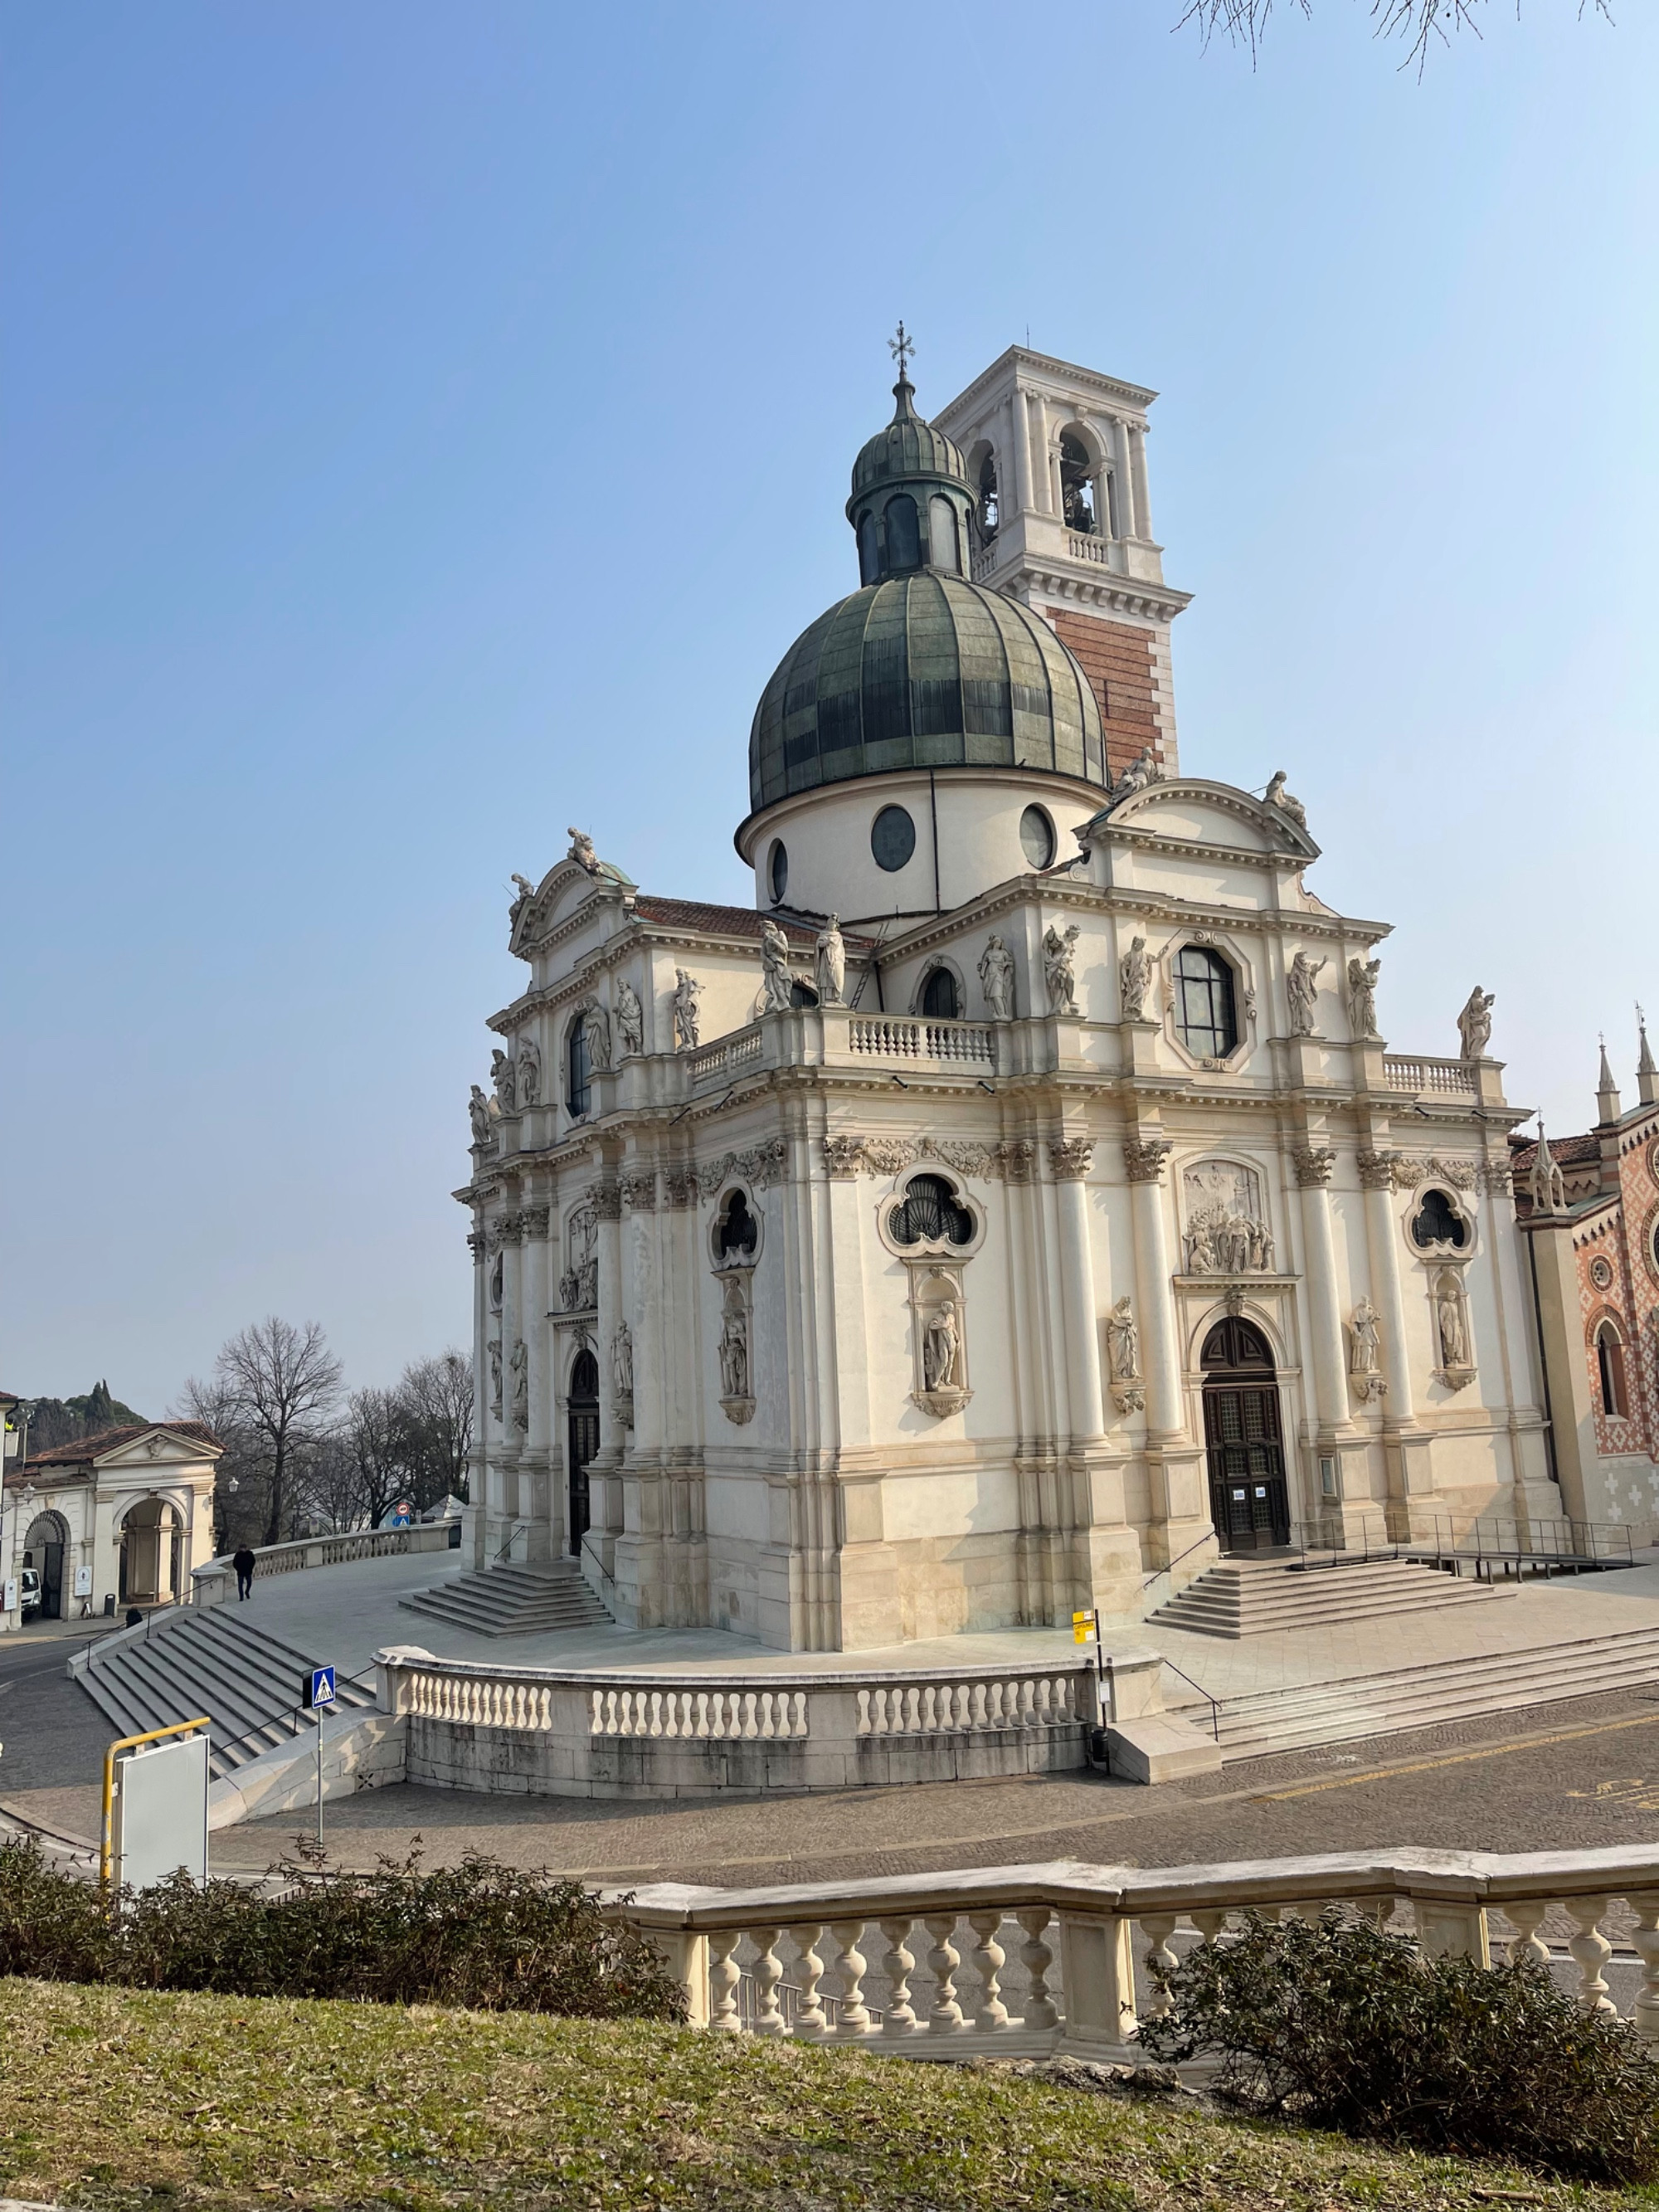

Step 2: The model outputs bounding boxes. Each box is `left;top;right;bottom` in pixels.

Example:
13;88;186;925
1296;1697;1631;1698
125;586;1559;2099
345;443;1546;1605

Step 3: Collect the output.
204;1683;1659;1885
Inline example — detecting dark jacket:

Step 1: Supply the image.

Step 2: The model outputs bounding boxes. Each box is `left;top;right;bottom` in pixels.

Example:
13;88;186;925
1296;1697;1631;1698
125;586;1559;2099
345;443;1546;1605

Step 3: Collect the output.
231;1547;256;1576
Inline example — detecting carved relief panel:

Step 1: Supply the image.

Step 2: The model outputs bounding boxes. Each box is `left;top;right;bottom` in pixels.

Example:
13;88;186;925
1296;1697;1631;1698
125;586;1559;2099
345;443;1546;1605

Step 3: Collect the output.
1181;1159;1275;1275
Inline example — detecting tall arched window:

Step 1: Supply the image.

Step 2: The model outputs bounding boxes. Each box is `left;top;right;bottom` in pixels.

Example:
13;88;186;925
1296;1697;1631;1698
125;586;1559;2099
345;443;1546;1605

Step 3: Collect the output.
883;494;920;571
921;967;959;1020
1174;946;1238;1060
976;453;999;541
857;512;879;587
1597;1323;1627;1417
927;495;961;573
1060;433;1097;533
566;1013;591;1118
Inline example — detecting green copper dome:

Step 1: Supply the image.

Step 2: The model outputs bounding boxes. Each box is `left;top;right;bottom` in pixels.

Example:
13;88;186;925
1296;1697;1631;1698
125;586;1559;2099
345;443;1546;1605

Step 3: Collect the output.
748;570;1107;812
849;373;968;501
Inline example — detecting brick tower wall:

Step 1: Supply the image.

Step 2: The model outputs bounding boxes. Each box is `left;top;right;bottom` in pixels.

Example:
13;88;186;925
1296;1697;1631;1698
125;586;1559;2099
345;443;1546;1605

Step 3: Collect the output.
1047;608;1178;783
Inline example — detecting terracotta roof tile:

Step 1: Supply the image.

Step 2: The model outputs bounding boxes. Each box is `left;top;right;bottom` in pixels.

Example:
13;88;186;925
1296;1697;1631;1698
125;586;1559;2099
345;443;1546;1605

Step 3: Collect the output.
16;1420;223;1472
632;897;872;949
1509;1132;1602;1169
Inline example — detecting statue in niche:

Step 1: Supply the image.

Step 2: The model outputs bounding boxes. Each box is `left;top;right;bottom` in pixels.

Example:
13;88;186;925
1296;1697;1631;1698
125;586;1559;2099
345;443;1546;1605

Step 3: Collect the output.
491;1047;517;1112
567;827;599;872
1042;923;1080;1016
1106;1297;1140;1381
561;1206;598;1313
517;1036;542;1106
1436;1278;1468;1369
718;1297;750;1401
1457;986;1496;1062
1346;956;1382;1040
489;1250;504;1312
1263;770;1307;831
583;998;613;1073
673;969;702;1050
615;977;645;1056
509;1340;528;1431
760;918;795;1013
1287;950;1326;1038
487;1338;503;1417
922;1301;961;1392
468;1085;497;1146
1119;935;1153;1021
611;1320;634;1399
978;935;1015;1021
1350;1297;1382;1376
815;916;846;1007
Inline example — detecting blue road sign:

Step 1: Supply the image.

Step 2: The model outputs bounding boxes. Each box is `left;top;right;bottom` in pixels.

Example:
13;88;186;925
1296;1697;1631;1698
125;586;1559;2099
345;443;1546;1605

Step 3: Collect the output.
305;1664;337;1710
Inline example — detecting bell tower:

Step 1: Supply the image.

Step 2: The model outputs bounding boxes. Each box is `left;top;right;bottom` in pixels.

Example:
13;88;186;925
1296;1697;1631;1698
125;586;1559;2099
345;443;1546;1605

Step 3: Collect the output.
934;346;1190;782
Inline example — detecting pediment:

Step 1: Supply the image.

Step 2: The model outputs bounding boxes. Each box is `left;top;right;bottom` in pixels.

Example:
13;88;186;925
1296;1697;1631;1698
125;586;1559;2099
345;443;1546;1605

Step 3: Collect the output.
510;857;636;956
1085;778;1319;860
95;1427;221;1472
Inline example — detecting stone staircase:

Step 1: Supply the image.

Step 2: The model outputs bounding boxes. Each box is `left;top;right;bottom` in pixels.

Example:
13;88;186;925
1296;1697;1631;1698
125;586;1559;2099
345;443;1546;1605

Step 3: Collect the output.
398;1558;612;1640
75;1608;377;1780
1151;1555;1509;1640
1202;1621;1659;1761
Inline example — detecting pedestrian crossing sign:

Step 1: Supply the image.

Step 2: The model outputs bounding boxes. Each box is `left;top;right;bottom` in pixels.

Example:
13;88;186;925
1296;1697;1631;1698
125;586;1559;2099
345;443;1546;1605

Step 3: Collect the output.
304;1665;337;1710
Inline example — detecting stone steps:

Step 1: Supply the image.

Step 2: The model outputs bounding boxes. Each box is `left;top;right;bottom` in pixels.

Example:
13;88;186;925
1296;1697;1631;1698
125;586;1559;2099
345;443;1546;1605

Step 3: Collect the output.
76;1608;377;1779
1151;1557;1507;1640
1197;1622;1659;1759
398;1559;612;1639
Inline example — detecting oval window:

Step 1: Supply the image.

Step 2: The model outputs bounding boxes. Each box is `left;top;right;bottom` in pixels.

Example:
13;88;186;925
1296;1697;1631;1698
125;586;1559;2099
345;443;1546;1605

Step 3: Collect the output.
871;804;917;872
1019;804;1055;869
768;840;788;904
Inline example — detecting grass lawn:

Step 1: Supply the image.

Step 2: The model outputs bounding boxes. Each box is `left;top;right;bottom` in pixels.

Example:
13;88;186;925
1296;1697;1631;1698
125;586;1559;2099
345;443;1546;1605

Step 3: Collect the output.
0;1976;1641;2211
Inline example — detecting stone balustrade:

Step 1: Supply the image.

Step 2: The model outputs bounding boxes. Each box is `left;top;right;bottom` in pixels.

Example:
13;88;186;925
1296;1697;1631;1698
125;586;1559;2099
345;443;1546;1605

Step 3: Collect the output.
684;1023;766;1087
1383;1055;1478;1097
372;1646;1180;1799
847;1016;995;1065
193;1522;454;1605
610;1845;1659;2054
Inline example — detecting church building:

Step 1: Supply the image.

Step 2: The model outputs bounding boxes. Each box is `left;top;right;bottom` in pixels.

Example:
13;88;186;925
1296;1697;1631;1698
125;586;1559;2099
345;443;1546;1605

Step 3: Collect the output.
458;341;1562;1654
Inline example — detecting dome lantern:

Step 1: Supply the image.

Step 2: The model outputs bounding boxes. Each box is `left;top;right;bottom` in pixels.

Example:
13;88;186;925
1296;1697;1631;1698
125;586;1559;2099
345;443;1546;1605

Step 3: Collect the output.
846;340;975;588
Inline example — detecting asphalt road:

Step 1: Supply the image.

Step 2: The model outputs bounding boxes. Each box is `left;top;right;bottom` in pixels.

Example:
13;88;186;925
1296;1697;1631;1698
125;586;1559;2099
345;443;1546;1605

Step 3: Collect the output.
11;1622;1659;1888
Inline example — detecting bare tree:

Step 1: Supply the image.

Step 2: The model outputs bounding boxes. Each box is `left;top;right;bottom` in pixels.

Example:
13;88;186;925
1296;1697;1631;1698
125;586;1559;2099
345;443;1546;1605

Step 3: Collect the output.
399;1349;474;1509
338;1386;410;1532
176;1371;270;1552
211;1318;344;1547
1178;0;1612;71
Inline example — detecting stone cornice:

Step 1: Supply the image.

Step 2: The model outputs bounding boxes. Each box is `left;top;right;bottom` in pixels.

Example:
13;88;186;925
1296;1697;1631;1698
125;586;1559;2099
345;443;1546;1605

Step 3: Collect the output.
937;343;1157;423
1016;565;1192;626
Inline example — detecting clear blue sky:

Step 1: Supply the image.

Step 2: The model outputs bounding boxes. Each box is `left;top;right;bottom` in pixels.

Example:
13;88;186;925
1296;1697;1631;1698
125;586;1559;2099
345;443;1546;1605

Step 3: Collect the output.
2;2;1652;1413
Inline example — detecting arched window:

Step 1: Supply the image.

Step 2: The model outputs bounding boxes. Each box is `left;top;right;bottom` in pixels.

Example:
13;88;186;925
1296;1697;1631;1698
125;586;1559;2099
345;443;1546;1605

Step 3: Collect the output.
976;452;999;541
566;1013;591;1118
1597;1323;1627;1418
921;967;959;1020
717;1191;759;1261
1174;946;1238;1060
1060;433;1097;533
884;494;920;571
857;512;879;587
927;495;961;574
1410;1190;1470;1250
888;1173;974;1248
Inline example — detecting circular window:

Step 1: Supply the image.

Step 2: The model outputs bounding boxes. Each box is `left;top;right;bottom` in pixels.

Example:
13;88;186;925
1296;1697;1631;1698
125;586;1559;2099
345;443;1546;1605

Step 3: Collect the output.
767;840;788;904
1019;804;1056;870
1590;1255;1614;1291
871;805;917;872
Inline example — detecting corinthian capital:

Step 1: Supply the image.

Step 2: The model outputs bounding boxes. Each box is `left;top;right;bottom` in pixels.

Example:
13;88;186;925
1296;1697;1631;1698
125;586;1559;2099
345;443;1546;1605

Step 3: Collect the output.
1123;1137;1173;1184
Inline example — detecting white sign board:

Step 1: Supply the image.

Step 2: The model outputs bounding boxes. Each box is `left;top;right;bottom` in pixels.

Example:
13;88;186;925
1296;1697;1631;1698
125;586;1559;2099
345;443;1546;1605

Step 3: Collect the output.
74;1565;93;1597
2;1580;15;1613
113;1732;209;1892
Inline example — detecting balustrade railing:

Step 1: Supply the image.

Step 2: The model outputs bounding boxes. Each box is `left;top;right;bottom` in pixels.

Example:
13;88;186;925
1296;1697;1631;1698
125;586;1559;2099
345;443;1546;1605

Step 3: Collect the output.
847;1016;994;1065
685;1024;766;1087
1382;1055;1478;1096
611;1846;1659;2054
193;1520;454;1605
1067;531;1112;565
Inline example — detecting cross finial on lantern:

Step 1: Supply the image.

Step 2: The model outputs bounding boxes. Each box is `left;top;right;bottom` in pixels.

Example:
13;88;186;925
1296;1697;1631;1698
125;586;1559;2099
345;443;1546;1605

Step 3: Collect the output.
888;321;915;382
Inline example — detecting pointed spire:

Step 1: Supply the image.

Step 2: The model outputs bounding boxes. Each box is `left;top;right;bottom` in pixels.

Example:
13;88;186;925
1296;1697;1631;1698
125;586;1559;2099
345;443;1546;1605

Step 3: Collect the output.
1598;1032;1622;1124
1530;1118;1566;1216
1638;1002;1657;1106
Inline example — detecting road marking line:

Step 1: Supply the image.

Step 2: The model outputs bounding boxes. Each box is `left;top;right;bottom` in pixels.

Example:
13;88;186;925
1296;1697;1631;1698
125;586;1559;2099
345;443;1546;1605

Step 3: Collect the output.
1252;1711;1659;1800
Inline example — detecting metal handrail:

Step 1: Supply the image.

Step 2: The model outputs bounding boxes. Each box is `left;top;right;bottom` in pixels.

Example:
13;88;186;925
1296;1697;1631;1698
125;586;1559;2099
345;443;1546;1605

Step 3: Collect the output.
1141;1532;1214;1589
1158;1657;1221;1742
212;1665;379;1769
494;1523;529;1564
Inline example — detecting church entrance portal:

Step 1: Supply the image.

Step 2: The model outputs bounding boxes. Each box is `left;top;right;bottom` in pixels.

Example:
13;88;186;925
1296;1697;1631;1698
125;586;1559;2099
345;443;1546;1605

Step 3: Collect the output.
22;1513;66;1620
567;1351;599;1560
1200;1317;1291;1552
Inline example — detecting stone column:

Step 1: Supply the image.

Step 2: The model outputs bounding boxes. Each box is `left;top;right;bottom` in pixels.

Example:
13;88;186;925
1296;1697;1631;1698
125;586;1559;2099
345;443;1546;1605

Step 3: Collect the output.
1113;418;1138;539
1129;425;1152;540
465;1223;488;1566
1126;1138;1180;1435
586;1181;625;1592
1293;1147;1350;1437
520;1202;553;1562
1030;392;1052;513
1013;387;1036;516
1357;1152;1414;1422
1050;1138;1105;1441
616;1168;664;1628
499;1213;527;1551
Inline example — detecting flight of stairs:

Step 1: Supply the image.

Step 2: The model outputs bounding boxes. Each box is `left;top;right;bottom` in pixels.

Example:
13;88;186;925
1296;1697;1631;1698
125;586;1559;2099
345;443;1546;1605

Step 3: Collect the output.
76;1608;377;1780
1205;1622;1659;1760
398;1558;612;1640
1151;1555;1509;1640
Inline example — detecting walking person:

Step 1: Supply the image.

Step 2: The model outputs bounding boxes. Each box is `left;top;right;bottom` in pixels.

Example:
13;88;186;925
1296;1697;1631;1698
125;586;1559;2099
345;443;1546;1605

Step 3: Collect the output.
232;1544;256;1601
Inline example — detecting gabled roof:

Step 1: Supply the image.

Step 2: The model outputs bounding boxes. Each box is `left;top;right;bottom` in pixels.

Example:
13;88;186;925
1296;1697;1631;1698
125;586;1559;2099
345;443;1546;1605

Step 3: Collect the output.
15;1420;224;1474
633;897;873;949
1509;1131;1602;1169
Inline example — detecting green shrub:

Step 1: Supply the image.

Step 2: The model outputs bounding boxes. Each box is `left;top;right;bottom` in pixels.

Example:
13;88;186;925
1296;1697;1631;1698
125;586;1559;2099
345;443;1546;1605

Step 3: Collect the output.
0;1838;684;2022
1139;1907;1659;2185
